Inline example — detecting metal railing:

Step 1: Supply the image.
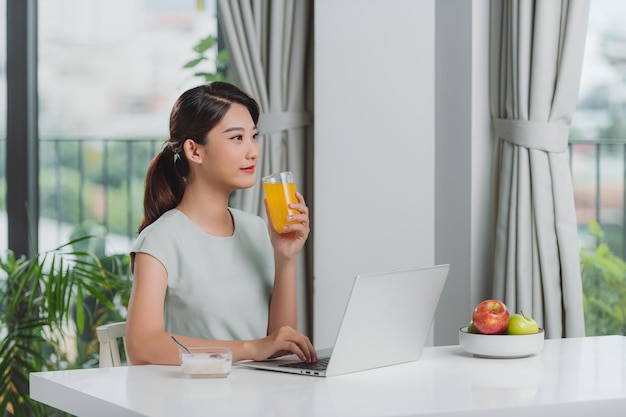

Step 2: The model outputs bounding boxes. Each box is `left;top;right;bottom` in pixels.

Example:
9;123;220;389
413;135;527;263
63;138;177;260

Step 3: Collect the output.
569;138;626;259
37;136;165;253
1;136;624;256
0;135;163;254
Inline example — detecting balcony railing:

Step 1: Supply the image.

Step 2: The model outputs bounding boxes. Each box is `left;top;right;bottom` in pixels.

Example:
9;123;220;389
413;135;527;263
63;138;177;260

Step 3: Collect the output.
39;136;164;254
51;136;162;251
0;136;624;257
569;138;626;259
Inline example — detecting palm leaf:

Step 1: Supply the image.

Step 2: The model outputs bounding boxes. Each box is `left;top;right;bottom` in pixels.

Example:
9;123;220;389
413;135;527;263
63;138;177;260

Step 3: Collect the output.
0;235;132;416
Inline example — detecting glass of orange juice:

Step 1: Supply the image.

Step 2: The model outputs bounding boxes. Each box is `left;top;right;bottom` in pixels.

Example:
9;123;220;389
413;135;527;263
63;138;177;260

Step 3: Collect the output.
262;171;299;233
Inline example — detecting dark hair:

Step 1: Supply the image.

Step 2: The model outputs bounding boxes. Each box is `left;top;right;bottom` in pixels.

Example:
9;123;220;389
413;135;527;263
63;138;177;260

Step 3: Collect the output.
138;82;260;233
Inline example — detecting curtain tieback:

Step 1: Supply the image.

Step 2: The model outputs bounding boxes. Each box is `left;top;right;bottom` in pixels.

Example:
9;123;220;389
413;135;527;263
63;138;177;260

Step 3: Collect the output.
493;118;570;153
258;111;312;135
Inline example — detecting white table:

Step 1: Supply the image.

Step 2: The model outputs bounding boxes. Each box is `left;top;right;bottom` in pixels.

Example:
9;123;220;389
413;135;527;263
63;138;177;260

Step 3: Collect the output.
30;335;626;417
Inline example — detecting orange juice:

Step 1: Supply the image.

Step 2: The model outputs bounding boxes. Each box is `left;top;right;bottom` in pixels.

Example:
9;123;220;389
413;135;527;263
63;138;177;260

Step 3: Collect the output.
262;174;299;233
263;182;299;233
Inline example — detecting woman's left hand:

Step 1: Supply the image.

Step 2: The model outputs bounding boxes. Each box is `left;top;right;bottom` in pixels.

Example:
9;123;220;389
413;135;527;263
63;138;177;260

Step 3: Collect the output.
266;192;310;260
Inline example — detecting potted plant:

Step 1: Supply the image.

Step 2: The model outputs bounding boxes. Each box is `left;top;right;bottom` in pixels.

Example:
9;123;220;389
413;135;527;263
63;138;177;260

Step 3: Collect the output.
580;220;626;336
0;233;131;417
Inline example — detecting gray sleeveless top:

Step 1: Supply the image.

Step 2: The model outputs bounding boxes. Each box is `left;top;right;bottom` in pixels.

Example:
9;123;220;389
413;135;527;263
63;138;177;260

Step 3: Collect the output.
131;208;274;340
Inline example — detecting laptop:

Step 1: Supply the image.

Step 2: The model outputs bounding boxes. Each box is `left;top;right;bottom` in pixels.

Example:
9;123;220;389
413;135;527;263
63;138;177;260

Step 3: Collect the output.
238;264;450;377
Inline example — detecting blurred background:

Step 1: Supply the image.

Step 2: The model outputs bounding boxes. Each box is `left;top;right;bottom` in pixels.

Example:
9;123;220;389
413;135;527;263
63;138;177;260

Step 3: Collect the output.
0;0;625;343
0;0;219;254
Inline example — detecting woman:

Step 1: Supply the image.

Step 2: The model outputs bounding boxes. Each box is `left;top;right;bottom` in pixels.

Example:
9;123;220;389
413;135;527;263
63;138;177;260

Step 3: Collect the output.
126;82;317;365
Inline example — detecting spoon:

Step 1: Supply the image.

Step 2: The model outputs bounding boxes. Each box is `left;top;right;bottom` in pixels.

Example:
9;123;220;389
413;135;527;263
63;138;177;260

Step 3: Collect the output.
170;335;191;354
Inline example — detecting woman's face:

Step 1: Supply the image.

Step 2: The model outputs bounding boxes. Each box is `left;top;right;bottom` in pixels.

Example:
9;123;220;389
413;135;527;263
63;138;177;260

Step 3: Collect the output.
194;103;259;191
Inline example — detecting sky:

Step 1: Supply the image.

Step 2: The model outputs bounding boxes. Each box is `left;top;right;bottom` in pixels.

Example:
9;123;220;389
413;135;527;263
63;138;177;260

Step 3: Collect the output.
579;0;626;97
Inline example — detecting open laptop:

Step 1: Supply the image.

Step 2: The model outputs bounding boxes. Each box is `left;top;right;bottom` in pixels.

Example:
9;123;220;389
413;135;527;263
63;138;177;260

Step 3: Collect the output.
238;264;450;377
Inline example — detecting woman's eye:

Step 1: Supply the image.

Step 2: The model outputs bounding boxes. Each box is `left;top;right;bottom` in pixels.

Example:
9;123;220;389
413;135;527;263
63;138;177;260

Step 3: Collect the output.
253;132;259;140
232;135;243;141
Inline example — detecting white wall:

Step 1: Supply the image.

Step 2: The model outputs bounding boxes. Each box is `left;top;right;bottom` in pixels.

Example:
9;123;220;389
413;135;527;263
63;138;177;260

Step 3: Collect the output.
434;0;472;346
314;0;494;347
314;0;436;348
468;1;495;314
434;0;493;345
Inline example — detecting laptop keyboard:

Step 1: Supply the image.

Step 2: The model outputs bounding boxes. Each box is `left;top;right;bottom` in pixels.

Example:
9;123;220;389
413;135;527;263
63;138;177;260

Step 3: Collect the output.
278;357;330;371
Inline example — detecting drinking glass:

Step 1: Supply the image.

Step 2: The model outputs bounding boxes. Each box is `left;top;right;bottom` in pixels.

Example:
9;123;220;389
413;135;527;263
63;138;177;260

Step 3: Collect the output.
262;171;299;233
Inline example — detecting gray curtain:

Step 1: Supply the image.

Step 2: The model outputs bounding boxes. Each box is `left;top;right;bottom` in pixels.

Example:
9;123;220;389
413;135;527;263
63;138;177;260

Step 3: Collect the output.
490;0;590;338
218;0;313;334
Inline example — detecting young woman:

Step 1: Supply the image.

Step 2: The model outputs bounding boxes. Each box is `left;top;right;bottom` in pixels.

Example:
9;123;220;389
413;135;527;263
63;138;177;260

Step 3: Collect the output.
125;82;317;365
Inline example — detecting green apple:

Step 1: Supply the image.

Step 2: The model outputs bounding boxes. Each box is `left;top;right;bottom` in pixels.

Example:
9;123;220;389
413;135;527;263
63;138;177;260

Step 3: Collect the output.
467;321;481;334
506;311;539;335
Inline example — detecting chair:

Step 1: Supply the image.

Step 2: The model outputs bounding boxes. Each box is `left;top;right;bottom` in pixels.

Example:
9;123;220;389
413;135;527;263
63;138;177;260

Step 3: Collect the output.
96;321;130;367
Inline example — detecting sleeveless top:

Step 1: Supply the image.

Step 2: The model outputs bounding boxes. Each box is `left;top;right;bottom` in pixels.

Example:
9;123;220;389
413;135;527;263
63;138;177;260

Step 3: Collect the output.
131;208;274;340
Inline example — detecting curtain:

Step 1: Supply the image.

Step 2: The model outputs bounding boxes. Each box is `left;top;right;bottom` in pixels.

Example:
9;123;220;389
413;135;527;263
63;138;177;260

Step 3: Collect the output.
490;0;590;338
218;0;313;333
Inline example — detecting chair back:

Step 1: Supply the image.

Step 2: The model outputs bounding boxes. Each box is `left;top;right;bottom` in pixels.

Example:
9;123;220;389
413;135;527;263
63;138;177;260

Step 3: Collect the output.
96;322;130;367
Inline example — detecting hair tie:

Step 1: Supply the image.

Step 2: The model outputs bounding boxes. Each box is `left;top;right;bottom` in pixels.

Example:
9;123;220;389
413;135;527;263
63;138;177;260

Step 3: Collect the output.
165;140;179;153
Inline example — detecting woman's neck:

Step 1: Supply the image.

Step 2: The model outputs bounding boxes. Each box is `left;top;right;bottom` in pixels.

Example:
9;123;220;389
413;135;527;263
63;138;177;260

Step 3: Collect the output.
176;186;234;237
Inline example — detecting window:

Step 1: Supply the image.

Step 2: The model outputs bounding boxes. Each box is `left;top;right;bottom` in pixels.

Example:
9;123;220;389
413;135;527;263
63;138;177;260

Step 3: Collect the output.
37;0;219;254
0;1;6;252
571;0;626;336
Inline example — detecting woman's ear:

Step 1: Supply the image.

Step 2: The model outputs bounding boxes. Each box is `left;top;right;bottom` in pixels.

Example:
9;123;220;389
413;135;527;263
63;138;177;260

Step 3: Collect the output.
182;139;203;164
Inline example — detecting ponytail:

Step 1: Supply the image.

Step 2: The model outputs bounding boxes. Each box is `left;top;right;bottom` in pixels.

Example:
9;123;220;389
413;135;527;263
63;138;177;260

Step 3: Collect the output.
138;145;186;233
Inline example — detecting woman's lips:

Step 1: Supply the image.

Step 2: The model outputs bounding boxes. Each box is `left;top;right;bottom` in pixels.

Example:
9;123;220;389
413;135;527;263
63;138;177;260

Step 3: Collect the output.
241;166;255;173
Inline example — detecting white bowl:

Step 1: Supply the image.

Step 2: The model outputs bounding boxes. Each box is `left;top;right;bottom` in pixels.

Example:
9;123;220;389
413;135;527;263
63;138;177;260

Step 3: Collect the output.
458;327;545;358
180;347;232;378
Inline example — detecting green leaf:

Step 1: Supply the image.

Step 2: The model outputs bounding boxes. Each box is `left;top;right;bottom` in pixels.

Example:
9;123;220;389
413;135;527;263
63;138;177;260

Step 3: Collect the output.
193;35;216;53
76;282;84;333
183;57;207;69
587;219;604;239
217;49;229;61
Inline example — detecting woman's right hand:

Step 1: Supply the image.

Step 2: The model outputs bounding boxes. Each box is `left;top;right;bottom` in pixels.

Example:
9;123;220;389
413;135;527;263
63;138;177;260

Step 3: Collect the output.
250;326;317;363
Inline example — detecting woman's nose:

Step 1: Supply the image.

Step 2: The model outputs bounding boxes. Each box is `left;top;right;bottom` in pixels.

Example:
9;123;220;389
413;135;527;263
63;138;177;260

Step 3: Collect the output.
248;138;259;160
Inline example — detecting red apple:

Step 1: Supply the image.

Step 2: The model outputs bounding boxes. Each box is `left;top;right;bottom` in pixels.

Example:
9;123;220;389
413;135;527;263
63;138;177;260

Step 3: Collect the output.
472;299;509;334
